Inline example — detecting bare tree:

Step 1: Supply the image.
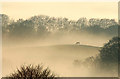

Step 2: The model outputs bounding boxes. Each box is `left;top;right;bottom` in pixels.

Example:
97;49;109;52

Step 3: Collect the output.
8;64;56;79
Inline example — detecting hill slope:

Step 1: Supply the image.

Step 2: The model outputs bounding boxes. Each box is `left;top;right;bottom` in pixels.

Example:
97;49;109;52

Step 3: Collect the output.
3;44;100;76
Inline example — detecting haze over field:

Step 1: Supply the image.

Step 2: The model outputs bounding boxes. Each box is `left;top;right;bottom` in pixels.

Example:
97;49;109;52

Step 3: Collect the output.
3;45;100;77
1;2;119;77
2;17;118;77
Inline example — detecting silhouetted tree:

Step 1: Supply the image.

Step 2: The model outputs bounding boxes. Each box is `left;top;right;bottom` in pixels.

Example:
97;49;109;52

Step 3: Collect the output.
105;25;119;36
99;37;120;63
9;20;35;38
1;14;10;36
8;64;56;79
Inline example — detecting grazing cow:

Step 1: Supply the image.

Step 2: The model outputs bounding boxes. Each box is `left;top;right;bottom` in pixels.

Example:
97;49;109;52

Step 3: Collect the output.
75;42;80;45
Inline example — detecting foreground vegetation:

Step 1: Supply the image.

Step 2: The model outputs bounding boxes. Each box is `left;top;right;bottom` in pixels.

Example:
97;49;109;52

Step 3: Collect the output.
7;64;56;79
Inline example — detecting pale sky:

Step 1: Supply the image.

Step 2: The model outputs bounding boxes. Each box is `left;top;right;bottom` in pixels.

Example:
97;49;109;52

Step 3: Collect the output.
1;2;118;21
0;0;119;2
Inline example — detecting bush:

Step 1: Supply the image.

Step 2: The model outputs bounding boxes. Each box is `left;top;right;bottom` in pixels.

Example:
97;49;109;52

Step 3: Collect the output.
8;64;56;79
99;37;120;63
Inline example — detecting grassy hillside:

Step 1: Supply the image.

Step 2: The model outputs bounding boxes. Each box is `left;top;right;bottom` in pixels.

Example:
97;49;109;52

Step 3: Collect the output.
3;44;100;76
4;44;100;59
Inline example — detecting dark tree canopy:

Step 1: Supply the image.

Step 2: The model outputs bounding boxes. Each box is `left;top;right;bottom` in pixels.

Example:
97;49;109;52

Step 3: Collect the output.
9;20;35;38
1;14;10;34
99;37;120;63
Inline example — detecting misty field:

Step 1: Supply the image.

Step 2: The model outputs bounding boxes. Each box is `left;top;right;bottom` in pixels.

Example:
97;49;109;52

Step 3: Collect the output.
1;7;119;77
3;44;100;77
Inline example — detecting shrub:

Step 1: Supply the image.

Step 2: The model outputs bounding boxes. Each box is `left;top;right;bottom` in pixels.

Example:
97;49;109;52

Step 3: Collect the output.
8;64;56;79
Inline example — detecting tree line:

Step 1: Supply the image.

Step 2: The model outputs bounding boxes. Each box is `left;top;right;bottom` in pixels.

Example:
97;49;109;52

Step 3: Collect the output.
1;14;119;40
